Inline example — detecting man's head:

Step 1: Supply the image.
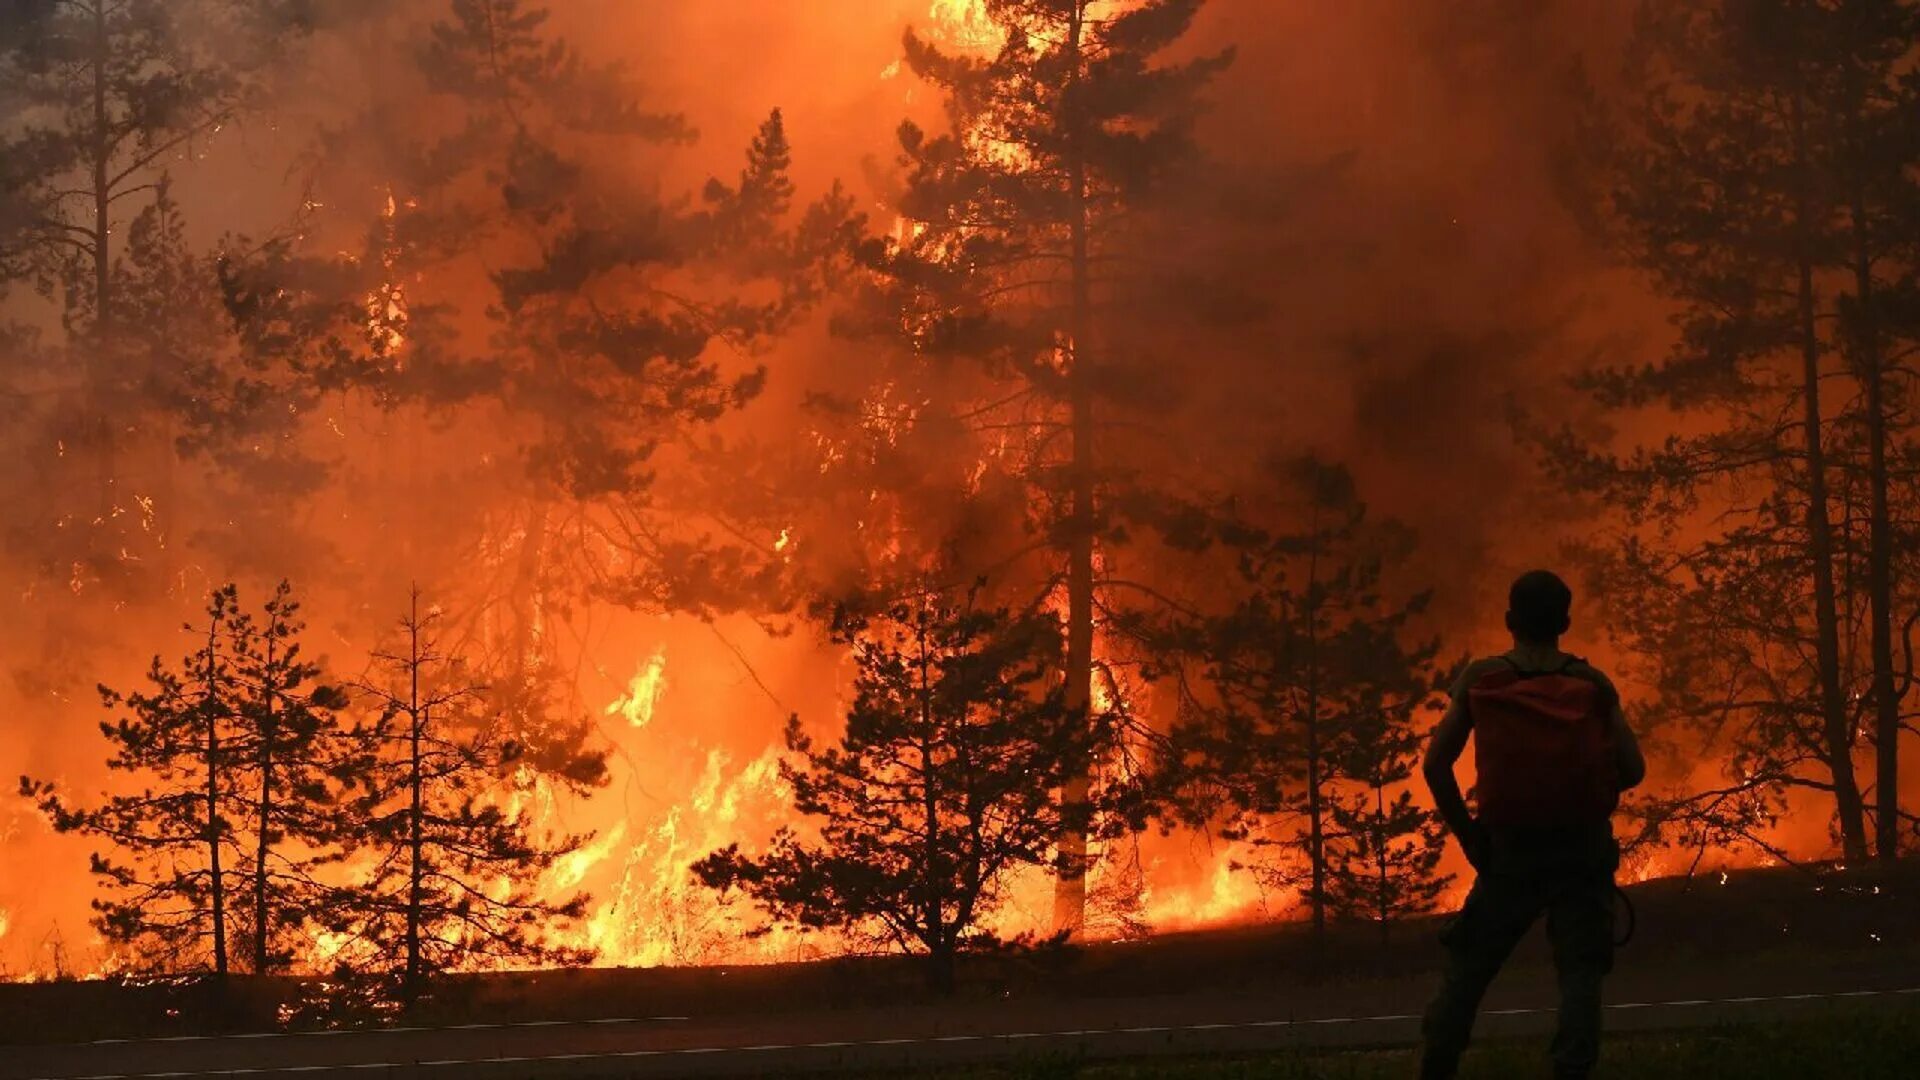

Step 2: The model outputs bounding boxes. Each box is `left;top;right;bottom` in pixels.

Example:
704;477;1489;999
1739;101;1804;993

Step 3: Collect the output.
1506;569;1573;645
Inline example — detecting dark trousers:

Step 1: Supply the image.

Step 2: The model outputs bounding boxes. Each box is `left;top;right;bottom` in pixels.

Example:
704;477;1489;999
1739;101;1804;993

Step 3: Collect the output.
1420;828;1618;1079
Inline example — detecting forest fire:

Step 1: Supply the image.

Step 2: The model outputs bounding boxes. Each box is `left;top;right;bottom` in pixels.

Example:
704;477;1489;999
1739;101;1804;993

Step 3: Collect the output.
2;2;1917;1045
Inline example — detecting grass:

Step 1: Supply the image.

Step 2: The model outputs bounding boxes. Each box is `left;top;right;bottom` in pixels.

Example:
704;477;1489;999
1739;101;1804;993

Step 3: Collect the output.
819;1001;1920;1079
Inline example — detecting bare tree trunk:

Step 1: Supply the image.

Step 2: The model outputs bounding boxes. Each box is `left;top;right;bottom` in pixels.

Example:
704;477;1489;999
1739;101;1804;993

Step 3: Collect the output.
250;628;277;974
1851;186;1900;863
1795;90;1869;861
508;500;550;671
916;614;947;989
88;0;117;520
405;591;426;1005
1375;781;1391;944
1304;530;1325;940
1054;0;1096;936
202;616;229;979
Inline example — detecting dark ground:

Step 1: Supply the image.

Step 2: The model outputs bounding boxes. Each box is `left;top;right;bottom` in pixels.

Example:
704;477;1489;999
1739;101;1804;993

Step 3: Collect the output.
863;1000;1920;1079
1;860;1916;1077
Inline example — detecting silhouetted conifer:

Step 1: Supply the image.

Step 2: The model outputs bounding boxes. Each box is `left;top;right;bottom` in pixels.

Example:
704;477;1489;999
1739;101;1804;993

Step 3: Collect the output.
21;582;348;976
850;0;1233;934
695;585;1101;992
1162;459;1448;938
228;581;352;974
1549;0;1920;862
332;590;605;1007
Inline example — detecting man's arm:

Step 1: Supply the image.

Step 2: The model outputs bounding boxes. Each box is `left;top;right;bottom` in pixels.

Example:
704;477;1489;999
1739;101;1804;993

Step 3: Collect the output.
1423;668;1487;869
1588;667;1647;791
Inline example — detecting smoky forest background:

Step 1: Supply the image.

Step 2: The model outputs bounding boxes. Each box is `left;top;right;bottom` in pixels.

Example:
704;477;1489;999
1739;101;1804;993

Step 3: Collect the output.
4;0;1920;1003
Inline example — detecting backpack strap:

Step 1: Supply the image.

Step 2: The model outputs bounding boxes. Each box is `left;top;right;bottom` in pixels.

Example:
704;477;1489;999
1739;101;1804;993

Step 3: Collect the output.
1507;653;1619;716
1497;652;1585;679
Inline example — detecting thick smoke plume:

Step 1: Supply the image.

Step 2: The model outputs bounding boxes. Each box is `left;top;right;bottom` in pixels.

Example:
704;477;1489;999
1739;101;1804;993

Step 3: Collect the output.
0;0;1702;975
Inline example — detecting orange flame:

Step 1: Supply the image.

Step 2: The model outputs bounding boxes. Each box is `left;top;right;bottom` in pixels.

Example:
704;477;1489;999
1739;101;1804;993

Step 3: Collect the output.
605;648;669;729
365;191;409;358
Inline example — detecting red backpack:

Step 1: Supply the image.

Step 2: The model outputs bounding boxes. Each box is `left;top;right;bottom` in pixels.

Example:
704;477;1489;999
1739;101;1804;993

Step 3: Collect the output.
1469;656;1619;828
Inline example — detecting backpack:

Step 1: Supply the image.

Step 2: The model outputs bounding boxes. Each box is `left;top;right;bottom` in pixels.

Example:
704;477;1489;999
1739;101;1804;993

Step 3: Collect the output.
1468;655;1619;829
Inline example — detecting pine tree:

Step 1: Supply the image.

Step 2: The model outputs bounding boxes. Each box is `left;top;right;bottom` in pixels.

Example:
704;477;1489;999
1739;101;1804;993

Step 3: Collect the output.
21;586;246;976
1811;0;1920;863
0;1;295;585
694;585;1098;992
1577;500;1834;857
1164;459;1447;939
308;0;850;515
1322;689;1451;938
109;179;300;590
180;9;859;864
856;0;1232;934
226;581;351;974
334;590;605;1007
0;0;271;324
21;582;351;976
210;0;858;676
1547;0;1920;861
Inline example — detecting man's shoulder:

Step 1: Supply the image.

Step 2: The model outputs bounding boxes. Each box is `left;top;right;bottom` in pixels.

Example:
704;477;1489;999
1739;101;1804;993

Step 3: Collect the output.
1452;654;1617;695
1464;655;1516;681
1452;655;1517;696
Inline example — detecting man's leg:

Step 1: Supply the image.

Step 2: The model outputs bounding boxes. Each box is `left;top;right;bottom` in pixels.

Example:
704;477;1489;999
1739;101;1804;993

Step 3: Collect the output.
1544;871;1615;1079
1420;874;1541;1080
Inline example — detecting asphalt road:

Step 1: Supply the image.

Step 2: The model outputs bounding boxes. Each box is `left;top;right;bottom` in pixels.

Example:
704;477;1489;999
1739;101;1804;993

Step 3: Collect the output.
7;984;1917;1080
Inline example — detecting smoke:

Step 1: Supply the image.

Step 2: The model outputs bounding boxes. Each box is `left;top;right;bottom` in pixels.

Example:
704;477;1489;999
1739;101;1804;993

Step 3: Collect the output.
0;0;1692;974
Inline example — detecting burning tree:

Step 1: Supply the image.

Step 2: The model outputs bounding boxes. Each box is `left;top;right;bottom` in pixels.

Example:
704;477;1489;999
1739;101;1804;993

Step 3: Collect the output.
1160;459;1449;938
185;19;860;961
305;0;847;562
209;0;862;749
851;0;1234;934
21;581;349;976
331;590;605;1005
694;585;1101;992
1551;0;1920;862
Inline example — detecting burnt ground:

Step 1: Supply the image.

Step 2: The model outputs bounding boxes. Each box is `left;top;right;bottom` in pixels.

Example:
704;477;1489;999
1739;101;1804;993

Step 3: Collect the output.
0;858;1916;1078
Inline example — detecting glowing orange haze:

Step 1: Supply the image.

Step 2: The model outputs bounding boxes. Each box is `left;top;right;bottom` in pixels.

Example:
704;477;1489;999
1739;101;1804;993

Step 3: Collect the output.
0;0;1822;979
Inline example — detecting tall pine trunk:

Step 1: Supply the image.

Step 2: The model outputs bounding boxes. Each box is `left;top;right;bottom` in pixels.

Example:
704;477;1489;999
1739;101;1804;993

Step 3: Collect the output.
916;620;946;989
1795;91;1869;861
201;616;229;978
405;595;426;1005
1303;528;1325;939
509;499;550;673
89;0;110;341
1374;781;1391;944
1054;1;1097;935
1851;185;1899;863
250;631;277;974
88;0;117;520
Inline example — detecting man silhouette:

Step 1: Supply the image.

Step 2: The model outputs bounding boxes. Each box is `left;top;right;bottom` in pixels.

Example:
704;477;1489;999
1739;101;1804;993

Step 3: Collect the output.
1418;570;1646;1080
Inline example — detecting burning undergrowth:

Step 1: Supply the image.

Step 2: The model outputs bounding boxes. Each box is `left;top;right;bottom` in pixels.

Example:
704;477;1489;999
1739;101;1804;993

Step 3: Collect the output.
3;0;1913;991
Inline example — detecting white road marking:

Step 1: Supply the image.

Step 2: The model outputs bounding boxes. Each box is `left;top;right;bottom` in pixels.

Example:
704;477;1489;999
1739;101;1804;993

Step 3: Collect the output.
26;986;1920;1080
86;1016;689;1047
